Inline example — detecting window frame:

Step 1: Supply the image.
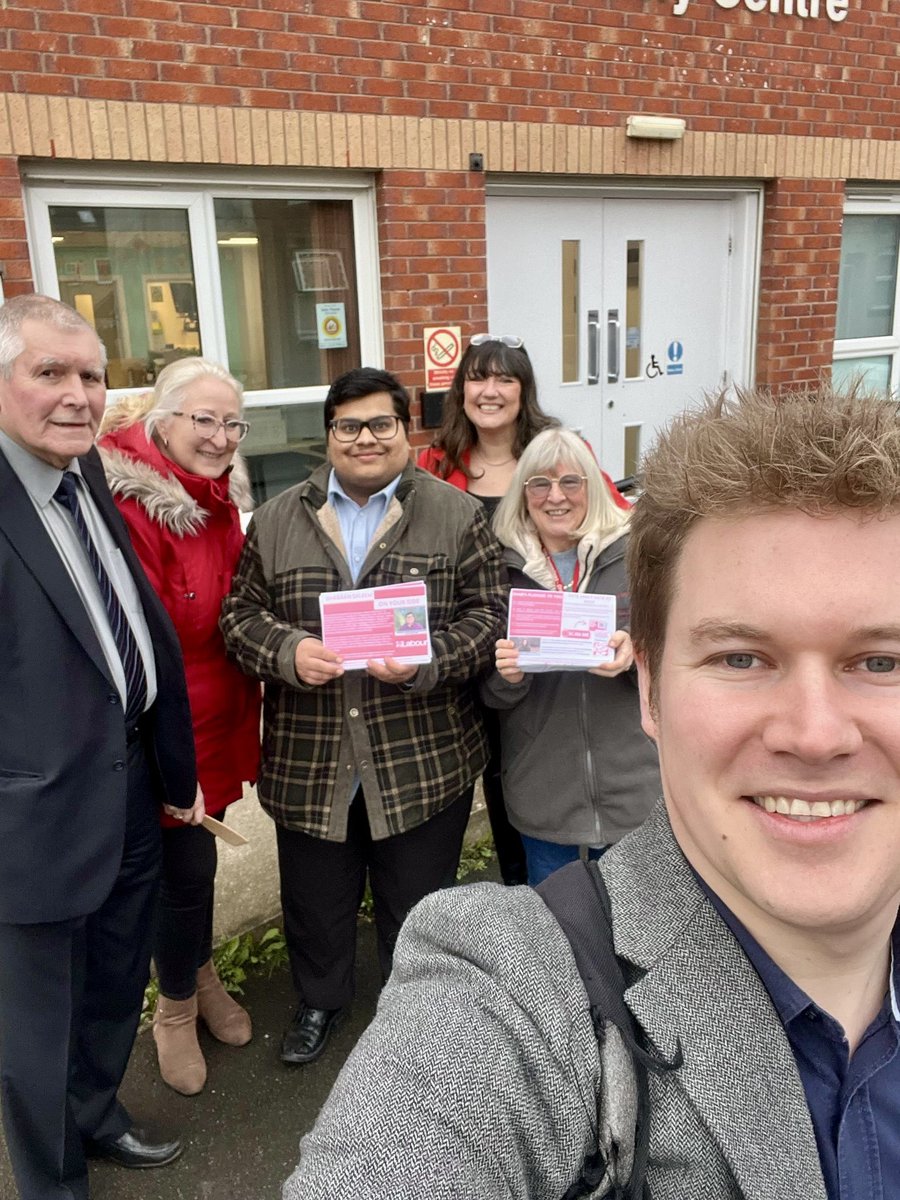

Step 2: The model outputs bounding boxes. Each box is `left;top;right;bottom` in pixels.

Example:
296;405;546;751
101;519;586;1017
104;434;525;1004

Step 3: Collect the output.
23;165;384;410
833;195;900;397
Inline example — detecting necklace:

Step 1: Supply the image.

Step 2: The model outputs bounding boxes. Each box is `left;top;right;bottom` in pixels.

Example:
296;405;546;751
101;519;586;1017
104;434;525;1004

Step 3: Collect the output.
473;449;515;468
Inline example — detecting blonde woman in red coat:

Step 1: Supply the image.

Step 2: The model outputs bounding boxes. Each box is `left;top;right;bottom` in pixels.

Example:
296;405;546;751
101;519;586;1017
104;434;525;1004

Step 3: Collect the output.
99;358;260;1096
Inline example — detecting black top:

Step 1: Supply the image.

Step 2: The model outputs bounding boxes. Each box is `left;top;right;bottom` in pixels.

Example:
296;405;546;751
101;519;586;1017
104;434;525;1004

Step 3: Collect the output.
470;493;503;521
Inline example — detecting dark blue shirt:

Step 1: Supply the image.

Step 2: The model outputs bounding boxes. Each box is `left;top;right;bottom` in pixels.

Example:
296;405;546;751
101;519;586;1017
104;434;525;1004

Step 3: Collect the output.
703;887;900;1200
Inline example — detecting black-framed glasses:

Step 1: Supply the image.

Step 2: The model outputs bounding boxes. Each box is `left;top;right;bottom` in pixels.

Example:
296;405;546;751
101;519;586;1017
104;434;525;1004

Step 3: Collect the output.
524;474;587;500
470;333;524;349
172;412;251;442
328;415;405;443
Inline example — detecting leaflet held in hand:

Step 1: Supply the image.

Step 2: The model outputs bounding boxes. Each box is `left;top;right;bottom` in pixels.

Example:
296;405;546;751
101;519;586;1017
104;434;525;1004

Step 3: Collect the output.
507;587;617;671
319;580;432;670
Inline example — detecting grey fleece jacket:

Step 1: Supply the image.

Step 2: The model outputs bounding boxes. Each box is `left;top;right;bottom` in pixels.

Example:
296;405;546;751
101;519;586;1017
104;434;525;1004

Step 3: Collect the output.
481;531;661;846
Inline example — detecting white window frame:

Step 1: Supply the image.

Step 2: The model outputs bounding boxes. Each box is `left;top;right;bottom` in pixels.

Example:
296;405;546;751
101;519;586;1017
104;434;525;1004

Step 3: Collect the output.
23;165;383;410
834;194;900;397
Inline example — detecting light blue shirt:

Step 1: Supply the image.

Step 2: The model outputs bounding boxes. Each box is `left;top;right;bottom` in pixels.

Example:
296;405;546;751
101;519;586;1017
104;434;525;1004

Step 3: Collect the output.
327;469;402;584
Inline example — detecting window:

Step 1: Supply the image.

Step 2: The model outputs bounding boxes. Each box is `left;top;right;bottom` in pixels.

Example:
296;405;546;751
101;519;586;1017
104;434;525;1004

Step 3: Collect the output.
25;169;383;501
833;199;900;397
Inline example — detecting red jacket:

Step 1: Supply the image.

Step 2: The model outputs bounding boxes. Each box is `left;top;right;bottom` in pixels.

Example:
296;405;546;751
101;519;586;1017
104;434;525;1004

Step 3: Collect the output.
416;445;632;511
99;421;260;823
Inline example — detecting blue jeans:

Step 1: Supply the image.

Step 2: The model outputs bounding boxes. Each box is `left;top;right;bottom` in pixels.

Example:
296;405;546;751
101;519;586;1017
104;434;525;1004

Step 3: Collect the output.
520;835;607;887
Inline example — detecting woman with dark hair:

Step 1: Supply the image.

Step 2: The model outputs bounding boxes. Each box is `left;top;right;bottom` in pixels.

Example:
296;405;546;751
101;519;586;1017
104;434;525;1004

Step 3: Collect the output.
417;336;557;517
417;336;629;884
417;336;552;884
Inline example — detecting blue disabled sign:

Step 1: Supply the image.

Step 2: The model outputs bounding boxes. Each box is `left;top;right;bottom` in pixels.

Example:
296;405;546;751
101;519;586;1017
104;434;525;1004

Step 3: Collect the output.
666;340;684;376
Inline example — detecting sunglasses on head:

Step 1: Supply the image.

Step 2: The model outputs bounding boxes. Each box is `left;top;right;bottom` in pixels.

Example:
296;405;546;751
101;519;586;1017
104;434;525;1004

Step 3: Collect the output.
469;334;524;349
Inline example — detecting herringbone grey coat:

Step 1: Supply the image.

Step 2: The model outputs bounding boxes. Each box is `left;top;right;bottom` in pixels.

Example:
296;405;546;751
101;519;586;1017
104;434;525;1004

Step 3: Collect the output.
283;803;828;1199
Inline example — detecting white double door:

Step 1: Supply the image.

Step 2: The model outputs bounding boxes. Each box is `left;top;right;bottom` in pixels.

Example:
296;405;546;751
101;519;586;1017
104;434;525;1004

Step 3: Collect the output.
485;189;759;480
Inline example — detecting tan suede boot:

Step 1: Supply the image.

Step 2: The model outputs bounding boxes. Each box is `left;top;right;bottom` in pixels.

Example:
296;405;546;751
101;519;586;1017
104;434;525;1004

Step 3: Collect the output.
152;993;207;1096
196;959;252;1046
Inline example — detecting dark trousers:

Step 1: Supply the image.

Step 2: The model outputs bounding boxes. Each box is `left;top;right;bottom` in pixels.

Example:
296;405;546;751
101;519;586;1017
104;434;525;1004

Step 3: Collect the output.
0;737;161;1200
276;787;473;1011
154;822;218;1000
480;705;528;886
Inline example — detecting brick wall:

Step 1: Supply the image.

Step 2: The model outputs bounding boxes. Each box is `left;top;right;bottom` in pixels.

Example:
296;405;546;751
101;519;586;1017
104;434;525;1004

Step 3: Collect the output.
377;168;486;436
756;177;846;390
1;0;897;139
1;1;899;393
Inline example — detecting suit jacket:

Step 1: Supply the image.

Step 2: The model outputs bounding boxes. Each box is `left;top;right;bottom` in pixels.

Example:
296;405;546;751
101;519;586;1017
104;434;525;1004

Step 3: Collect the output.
284;802;828;1200
0;444;196;925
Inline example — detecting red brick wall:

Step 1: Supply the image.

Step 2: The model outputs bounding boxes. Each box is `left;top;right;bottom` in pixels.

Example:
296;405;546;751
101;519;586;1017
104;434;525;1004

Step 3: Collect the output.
2;2;898;392
377;169;486;442
1;1;897;140
756;177;845;390
0;158;29;298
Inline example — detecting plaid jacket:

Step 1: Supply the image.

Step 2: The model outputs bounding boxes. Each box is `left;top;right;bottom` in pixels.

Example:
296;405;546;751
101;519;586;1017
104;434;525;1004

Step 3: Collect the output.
220;461;505;840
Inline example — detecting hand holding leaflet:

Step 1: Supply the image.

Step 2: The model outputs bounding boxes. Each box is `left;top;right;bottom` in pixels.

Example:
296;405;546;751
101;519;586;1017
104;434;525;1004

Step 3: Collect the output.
507;587;618;672
319;581;432;671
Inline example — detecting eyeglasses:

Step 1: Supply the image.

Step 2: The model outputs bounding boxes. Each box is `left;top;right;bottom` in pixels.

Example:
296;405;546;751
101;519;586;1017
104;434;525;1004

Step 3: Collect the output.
172;412;251;442
524;474;588;500
328;415;405;443
470;334;524;349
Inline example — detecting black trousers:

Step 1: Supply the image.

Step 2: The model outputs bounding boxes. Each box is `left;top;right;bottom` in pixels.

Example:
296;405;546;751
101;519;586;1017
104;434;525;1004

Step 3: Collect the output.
154;822;218;1000
480;704;528;886
276;787;473;1011
0;737;161;1200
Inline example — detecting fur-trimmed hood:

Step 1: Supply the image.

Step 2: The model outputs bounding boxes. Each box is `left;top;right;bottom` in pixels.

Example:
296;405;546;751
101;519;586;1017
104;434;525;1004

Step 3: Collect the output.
98;417;253;537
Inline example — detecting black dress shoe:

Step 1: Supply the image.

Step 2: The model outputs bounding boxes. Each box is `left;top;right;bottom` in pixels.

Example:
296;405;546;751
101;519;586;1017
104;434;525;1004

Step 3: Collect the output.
280;1004;343;1065
86;1124;183;1169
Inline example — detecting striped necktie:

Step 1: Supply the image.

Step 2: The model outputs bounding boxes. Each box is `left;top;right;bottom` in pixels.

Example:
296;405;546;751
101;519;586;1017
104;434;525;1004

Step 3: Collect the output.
54;471;149;729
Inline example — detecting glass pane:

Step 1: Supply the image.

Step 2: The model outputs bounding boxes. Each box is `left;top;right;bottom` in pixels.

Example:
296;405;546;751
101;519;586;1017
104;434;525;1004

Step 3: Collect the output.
50;206;200;389
836;215;900;340
831;355;892;394
625;241;643;380
623;424;642;479
215;198;360;391
561;241;579;383
241;401;327;505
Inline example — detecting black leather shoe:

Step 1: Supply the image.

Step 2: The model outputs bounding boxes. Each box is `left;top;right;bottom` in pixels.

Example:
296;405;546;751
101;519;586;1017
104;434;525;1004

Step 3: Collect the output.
280;1004;343;1065
86;1124;183;1169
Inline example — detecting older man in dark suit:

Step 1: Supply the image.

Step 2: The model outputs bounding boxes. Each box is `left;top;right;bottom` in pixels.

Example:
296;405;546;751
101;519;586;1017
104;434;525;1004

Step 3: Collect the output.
0;294;196;1200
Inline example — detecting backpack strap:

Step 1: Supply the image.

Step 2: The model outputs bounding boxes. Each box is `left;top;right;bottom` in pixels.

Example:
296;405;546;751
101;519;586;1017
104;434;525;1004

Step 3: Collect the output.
537;859;681;1200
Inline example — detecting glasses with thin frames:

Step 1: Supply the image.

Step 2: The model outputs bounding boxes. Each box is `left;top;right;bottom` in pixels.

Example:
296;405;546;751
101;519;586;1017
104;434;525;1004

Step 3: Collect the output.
470;334;524;349
172;412;251;442
524;474;588;500
328;415;404;443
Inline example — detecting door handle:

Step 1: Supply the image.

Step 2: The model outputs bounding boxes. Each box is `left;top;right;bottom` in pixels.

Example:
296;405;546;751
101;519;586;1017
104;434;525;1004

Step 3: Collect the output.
587;309;600;385
607;309;620;384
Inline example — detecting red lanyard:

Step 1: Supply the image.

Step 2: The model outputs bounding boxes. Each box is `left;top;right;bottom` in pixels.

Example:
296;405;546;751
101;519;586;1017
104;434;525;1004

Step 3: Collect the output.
544;550;580;592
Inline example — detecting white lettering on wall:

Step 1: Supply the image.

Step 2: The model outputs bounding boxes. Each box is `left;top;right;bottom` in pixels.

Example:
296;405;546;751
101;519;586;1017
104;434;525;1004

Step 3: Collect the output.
672;0;849;19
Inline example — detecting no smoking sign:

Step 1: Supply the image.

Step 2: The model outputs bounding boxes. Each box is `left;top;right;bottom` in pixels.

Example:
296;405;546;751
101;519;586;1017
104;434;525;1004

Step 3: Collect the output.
423;326;462;390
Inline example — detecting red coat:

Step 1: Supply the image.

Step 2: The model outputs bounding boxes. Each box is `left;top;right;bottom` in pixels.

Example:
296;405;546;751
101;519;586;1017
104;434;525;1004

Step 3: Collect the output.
99;421;260;824
416;445;632;511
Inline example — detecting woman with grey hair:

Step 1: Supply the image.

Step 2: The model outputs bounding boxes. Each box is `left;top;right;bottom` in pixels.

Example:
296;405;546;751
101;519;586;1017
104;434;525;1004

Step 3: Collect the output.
484;427;660;885
99;357;260;1095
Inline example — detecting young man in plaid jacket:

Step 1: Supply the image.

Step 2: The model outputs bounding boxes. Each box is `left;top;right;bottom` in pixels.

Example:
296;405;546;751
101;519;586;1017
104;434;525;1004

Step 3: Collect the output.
221;367;504;1065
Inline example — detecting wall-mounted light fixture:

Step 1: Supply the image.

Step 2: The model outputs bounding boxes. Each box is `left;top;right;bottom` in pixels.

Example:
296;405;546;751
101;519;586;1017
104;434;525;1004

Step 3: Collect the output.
625;115;686;141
